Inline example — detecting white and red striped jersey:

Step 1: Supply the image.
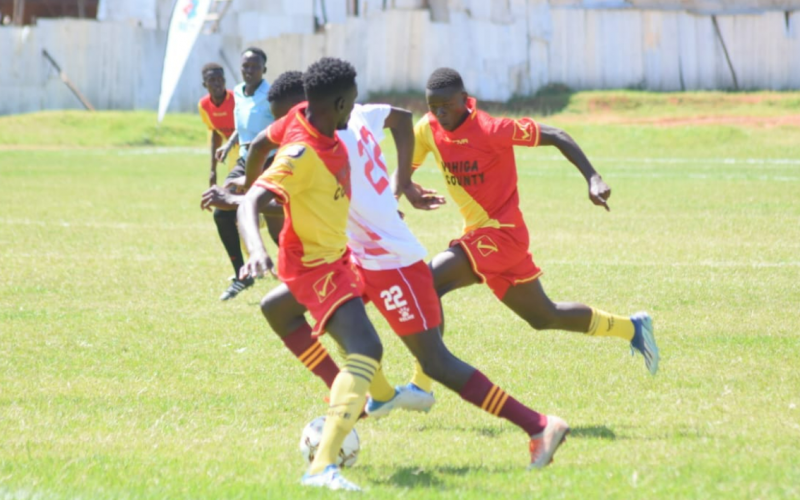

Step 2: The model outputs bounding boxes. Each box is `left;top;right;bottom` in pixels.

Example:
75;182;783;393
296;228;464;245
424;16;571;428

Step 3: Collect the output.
337;104;427;271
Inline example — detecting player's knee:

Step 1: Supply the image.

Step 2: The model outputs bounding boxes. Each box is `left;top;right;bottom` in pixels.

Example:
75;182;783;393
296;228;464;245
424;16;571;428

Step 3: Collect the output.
415;347;452;382
259;294;276;318
419;357;445;381
349;333;382;362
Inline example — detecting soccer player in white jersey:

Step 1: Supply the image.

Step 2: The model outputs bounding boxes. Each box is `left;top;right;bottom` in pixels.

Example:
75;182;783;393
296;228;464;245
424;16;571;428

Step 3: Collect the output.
205;72;570;483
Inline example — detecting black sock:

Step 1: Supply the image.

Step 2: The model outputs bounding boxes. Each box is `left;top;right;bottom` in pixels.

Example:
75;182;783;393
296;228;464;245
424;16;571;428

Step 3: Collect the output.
213;208;244;278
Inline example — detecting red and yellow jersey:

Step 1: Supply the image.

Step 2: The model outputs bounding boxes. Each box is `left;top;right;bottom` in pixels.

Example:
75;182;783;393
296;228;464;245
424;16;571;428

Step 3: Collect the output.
255;102;352;279
198;90;236;138
412;97;540;235
198;90;239;162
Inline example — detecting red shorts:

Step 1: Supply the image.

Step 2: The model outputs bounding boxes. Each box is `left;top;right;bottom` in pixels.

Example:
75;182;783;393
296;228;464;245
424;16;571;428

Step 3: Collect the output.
283;255;364;336
358;260;442;336
452;226;542;300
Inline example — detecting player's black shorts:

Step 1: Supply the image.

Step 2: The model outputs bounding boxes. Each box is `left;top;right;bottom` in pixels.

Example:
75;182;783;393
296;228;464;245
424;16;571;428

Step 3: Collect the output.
225;155;274;182
225;157;246;182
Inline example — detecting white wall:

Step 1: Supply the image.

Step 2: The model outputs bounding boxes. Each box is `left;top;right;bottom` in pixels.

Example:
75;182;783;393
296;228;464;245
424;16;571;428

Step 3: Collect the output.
0;19;240;115
1;3;799;115
548;8;800;91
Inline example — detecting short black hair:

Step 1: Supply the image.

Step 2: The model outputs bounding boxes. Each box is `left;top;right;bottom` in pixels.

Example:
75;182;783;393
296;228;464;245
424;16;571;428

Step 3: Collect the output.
242;47;267;65
268;71;305;103
426;67;464;91
201;62;223;76
303;57;357;101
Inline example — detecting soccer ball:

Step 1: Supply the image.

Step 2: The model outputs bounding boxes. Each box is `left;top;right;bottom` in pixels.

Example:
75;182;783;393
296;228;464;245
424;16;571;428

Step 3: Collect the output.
299;416;360;468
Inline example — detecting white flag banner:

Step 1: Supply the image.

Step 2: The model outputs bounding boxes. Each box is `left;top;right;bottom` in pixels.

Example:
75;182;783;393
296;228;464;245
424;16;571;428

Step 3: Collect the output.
157;0;212;122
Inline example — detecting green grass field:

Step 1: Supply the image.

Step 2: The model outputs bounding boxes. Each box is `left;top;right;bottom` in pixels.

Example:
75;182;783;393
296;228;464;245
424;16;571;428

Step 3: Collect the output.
2;92;800;499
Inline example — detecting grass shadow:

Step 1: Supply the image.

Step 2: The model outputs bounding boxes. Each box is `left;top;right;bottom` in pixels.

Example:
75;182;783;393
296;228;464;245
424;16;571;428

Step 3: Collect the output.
410;423;514;438
365;465;495;488
569;425;616;440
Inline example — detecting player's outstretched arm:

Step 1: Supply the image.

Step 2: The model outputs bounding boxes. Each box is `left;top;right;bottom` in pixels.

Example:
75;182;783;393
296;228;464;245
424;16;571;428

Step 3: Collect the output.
237;186;277;278
209;132;223;187
384;107;414;198
216;131;239;164
390;110;446;211
201;186;283;219
244;130;279;190
539;124;611;211
201;185;242;211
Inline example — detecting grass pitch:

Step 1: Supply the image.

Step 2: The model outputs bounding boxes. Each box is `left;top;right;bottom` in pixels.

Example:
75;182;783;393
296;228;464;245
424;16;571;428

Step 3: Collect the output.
1;92;799;499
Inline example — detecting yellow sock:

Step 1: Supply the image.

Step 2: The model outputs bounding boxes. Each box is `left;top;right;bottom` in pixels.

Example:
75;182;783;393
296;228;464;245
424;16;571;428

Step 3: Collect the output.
309;354;378;474
587;308;635;341
410;360;433;393
369;365;396;403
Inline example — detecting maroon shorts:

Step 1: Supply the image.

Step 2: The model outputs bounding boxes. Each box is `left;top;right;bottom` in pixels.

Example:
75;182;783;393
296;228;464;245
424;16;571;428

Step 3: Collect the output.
452;226;542;300
358;260;442;336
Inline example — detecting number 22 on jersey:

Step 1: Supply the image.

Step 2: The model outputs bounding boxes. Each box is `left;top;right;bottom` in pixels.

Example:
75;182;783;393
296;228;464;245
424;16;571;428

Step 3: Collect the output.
357;126;389;194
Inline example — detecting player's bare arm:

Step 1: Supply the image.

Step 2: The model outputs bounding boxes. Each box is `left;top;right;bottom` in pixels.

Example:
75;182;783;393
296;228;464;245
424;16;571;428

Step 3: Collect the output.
388;108;446;211
385;107;415;199
209;132;223;187
237;186;277;278
201;185;283;217
222;175;245;192
243;130;279;190
538;123;611;211
215;130;239;163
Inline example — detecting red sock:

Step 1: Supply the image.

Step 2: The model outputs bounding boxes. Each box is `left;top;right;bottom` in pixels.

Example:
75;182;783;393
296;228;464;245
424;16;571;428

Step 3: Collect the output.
459;370;547;436
281;323;339;388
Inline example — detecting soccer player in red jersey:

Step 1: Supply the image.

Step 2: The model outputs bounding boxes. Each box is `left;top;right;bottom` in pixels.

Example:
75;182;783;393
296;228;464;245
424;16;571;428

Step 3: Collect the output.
233;62;569;490
198;63;237;187
234;71;570;473
237;58;379;491
404;68;660;375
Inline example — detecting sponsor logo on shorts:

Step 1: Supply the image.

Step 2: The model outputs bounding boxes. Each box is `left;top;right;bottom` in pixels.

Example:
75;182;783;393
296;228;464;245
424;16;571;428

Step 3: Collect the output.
398;306;416;323
474;235;499;257
313;272;337;302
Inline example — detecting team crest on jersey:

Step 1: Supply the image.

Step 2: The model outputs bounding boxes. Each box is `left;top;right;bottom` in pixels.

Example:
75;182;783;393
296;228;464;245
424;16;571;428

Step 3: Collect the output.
473;235;499;257
282;144;306;158
512;120;535;143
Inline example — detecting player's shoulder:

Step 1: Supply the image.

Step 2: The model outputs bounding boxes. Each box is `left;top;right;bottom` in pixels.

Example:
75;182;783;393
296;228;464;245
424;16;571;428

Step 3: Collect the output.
349;103;368;118
355;102;391;114
475;108;501;125
347;103;379;126
475;109;513;134
198;94;212;108
414;113;433;130
274;142;314;165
